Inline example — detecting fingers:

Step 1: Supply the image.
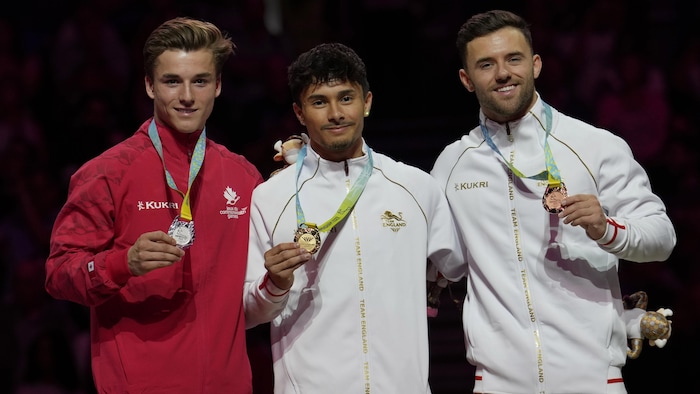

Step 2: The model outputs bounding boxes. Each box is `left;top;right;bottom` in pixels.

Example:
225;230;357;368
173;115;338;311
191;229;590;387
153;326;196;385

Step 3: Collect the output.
264;242;310;269
264;242;311;290
128;231;186;276
560;195;600;224
559;194;607;239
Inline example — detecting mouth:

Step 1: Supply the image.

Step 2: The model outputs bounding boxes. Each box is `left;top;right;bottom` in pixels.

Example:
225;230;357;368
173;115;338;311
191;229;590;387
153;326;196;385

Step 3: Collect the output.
175;108;197;114
323;123;352;133
495;84;516;93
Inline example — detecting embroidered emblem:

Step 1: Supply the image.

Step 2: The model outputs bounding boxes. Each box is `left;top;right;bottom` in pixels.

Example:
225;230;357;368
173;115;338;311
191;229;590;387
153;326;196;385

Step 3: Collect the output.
224;187;241;205
454;181;489;191
137;201;179;210
381;210;406;232
220;186;248;219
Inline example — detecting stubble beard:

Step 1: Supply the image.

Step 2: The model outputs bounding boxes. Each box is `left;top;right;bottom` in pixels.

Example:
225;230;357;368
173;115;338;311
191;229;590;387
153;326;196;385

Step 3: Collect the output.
328;140;353;151
478;79;536;123
327;133;360;153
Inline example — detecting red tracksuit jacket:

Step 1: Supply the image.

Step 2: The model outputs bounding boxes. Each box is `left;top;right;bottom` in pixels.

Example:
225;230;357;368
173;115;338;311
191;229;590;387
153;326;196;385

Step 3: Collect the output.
46;118;263;393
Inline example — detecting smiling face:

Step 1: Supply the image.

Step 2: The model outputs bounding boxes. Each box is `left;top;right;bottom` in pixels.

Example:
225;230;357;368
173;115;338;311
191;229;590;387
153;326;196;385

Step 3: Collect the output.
293;79;372;162
459;26;541;123
145;48;221;134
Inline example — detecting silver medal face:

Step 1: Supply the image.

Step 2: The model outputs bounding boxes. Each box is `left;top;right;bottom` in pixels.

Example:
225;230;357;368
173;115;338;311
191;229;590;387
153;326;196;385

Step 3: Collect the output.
168;217;195;248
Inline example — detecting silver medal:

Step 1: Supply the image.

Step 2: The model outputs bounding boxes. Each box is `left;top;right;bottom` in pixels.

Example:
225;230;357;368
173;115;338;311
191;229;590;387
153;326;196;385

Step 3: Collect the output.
168;216;195;248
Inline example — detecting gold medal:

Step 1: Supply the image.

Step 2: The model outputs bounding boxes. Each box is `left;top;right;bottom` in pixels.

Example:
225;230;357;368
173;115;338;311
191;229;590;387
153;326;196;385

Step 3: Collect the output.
294;225;321;254
542;183;567;214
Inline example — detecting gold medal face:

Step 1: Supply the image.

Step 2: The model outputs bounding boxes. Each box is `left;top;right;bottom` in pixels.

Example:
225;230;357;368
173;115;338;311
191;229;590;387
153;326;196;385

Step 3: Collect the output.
542;183;568;214
294;226;321;254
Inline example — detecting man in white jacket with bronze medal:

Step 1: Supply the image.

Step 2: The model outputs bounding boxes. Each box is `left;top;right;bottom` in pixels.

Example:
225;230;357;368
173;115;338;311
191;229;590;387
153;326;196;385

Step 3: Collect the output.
431;10;677;394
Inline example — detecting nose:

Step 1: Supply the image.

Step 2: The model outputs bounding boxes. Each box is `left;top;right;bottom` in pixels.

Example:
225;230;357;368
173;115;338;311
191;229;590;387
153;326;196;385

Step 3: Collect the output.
327;102;344;122
495;63;511;82
180;83;194;103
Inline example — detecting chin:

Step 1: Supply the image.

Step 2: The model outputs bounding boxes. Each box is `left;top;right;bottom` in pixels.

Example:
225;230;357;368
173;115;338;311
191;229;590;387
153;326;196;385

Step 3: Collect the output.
172;119;203;134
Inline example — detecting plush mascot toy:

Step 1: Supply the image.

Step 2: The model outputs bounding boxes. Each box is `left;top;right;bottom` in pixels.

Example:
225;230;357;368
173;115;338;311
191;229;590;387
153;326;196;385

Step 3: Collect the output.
427;263;443;317
621;291;673;359
270;133;308;177
426;263;462;317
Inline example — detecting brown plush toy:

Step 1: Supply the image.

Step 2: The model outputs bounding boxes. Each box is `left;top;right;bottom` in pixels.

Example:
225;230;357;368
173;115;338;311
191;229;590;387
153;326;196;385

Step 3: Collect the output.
622;291;673;359
270;133;308;177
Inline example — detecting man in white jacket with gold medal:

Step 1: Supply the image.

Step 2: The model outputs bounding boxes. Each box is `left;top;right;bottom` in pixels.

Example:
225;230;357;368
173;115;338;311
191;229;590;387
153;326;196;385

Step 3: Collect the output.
244;43;468;393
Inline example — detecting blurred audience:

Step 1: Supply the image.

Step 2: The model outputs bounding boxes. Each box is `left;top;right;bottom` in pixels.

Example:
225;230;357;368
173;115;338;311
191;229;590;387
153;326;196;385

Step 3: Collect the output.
595;50;670;167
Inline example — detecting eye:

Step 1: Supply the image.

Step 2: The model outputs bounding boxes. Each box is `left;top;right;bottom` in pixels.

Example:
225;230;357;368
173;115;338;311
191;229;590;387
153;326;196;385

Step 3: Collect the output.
508;56;523;64
340;95;353;103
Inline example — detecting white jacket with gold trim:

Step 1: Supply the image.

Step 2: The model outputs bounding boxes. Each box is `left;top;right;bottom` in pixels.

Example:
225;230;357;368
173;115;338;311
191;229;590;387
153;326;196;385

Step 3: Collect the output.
431;96;676;394
245;141;467;394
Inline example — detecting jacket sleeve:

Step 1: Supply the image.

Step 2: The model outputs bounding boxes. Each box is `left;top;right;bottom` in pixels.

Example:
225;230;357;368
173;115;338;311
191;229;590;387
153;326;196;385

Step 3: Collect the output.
243;186;288;328
594;134;676;262
424;171;468;282
45;162;133;306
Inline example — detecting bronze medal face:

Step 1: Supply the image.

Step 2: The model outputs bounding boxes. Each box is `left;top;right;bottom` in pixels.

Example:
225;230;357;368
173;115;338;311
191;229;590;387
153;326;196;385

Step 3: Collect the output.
168;217;195;248
542;183;568;214
294;226;321;254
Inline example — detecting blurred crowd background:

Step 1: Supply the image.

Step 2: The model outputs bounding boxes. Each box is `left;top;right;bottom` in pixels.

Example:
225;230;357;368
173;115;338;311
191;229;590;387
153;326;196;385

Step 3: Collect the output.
1;0;698;393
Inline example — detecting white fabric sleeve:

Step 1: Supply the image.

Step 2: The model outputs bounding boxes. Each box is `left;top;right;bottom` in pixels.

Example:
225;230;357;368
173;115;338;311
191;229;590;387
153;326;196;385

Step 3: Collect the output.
243;188;288;329
595;135;676;262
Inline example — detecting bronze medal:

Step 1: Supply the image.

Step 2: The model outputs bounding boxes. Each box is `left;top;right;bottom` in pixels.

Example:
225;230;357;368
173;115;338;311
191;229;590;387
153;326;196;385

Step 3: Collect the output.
294;226;321;254
542;183;567;214
168;216;195;249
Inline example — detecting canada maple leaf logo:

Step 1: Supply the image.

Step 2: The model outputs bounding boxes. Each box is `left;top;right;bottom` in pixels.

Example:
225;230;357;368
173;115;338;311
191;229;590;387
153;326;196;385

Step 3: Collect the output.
224;187;240;205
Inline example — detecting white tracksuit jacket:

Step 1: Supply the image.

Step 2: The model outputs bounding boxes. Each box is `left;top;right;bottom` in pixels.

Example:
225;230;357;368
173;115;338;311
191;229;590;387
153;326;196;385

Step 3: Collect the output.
430;96;676;394
245;141;467;393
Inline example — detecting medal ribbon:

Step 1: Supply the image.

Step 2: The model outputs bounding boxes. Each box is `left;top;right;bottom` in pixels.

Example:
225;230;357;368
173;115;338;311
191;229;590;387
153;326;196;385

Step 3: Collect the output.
148;119;206;221
294;143;374;232
479;102;562;187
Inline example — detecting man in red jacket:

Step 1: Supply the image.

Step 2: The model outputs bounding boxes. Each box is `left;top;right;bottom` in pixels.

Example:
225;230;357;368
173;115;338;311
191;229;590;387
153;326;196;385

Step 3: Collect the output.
45;17;263;393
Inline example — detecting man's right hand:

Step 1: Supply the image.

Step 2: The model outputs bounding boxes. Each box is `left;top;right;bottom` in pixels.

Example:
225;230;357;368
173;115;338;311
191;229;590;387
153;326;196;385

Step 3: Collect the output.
127;231;185;276
264;242;311;290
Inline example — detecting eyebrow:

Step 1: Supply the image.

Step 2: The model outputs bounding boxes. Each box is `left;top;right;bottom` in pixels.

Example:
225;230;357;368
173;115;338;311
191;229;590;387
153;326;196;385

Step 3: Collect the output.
475;50;526;64
160;72;214;79
306;88;357;101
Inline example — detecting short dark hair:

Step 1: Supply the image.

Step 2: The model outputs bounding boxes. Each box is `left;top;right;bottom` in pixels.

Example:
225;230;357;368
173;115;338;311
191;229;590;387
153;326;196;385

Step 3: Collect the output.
287;43;370;106
143;17;235;80
456;10;533;69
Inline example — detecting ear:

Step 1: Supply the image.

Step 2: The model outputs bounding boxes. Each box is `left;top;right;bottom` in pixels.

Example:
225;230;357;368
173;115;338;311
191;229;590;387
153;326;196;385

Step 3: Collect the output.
145;76;155;99
292;103;305;126
533;54;542;80
215;75;222;97
459;69;474;92
363;91;373;117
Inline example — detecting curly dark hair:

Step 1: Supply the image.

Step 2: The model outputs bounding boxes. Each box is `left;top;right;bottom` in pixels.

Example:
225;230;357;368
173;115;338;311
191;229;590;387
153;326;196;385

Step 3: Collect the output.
287;43;370;106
